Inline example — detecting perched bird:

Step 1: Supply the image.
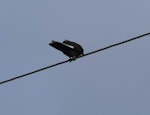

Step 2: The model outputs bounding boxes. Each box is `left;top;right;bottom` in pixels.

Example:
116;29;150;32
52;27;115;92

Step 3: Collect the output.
49;40;84;60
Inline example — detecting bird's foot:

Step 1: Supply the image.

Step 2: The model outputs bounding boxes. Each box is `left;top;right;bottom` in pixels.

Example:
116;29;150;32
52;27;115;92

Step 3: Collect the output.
68;56;77;62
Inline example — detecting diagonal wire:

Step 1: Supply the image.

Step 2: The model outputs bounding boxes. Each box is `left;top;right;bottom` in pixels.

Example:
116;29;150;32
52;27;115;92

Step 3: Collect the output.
78;32;150;58
0;32;150;85
0;60;70;85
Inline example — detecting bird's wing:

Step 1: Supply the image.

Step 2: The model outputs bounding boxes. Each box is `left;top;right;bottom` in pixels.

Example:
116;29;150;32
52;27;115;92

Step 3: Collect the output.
63;43;74;49
49;41;74;52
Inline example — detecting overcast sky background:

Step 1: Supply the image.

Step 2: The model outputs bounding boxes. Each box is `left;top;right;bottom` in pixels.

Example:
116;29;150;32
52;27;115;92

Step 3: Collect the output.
0;0;150;115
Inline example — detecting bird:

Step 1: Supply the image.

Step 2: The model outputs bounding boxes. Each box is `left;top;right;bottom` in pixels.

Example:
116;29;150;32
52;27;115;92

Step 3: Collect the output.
49;40;84;60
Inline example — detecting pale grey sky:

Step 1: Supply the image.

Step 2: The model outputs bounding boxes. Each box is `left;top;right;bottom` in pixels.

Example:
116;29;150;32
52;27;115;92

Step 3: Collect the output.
1;0;150;115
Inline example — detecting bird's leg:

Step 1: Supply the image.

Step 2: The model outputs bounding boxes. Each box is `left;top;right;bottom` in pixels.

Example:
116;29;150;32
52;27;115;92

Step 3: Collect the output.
68;56;77;62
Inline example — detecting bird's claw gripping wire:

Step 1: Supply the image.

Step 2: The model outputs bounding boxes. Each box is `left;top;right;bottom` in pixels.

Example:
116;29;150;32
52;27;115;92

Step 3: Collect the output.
68;56;77;62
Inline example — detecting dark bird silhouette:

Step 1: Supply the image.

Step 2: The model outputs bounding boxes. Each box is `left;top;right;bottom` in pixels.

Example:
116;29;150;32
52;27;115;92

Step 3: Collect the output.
49;40;84;60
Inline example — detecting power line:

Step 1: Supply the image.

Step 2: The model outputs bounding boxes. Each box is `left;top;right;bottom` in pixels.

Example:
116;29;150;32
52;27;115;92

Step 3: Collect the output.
0;60;70;85
0;32;150;85
79;32;150;58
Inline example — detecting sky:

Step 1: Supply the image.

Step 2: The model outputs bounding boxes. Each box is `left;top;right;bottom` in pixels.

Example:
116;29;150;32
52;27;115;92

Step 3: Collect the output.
0;0;150;115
